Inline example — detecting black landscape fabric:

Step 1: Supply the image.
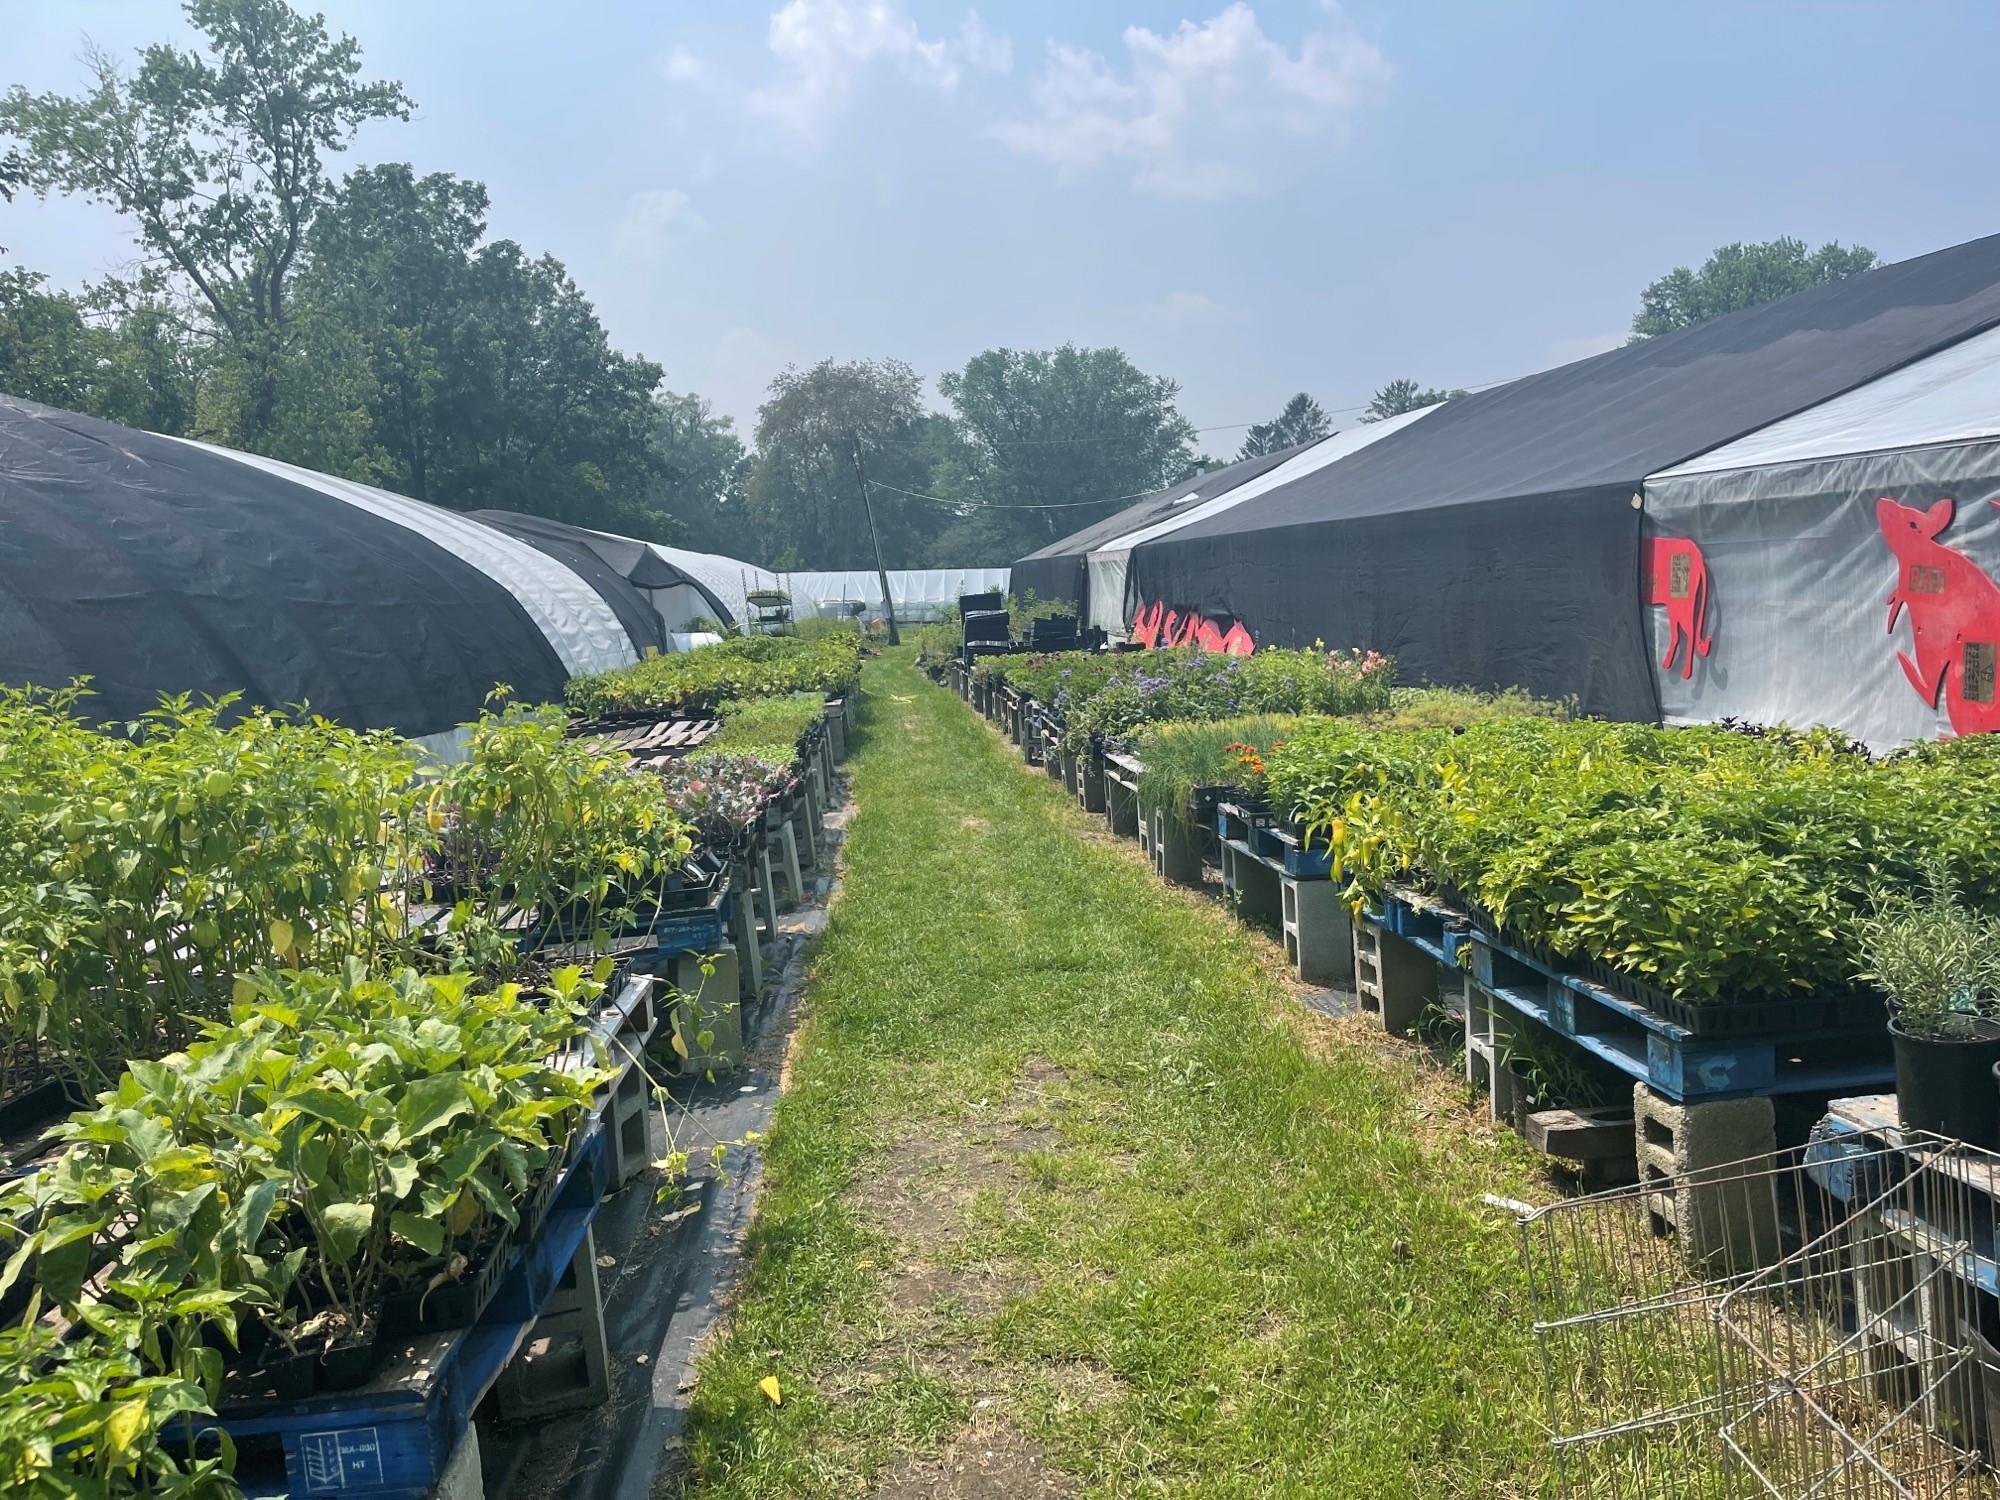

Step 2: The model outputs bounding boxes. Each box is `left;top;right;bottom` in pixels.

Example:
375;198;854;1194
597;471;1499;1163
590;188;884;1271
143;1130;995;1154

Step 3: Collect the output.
1122;231;2000;719
470;510;672;654
1009;444;1308;615
0;396;571;737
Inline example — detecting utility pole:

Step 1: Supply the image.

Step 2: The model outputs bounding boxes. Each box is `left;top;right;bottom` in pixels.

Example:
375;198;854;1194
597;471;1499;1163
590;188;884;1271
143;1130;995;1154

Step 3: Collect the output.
848;433;900;645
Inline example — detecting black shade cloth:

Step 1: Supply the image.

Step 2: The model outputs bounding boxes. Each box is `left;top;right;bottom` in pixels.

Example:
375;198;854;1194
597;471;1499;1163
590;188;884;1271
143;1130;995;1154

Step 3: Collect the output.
471;512;734;625
1009;445;1309;616
0;397;571;736
469;510;672;654
1126;232;2000;719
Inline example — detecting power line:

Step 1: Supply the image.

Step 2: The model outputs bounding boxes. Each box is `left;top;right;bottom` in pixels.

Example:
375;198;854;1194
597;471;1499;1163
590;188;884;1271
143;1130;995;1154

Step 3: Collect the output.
862;477;1165;510
861;367;1532;450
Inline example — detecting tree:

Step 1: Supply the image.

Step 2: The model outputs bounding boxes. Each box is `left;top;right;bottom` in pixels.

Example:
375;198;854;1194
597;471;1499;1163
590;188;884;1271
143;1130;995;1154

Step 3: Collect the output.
0;0;412;443
0;150;24;202
1630;237;1879;340
1239;392;1332;459
745;359;942;569
1362;378;1465;423
651;391;753;555
287;163;671;535
0;267;201;432
931;344;1198;563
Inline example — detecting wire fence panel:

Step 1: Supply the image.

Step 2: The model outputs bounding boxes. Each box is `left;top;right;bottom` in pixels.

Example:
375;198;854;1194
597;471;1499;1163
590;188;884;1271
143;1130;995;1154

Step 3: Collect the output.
1522;1131;2000;1499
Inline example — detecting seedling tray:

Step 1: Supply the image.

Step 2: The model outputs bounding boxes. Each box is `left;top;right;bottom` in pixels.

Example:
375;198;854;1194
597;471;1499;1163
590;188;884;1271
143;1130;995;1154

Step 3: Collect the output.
1467;928;1892;1103
377;1220;513;1338
193;1111;613;1499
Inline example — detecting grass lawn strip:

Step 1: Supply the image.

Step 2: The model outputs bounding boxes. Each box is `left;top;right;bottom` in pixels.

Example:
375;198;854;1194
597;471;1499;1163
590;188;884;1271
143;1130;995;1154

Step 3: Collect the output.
679;651;1575;1498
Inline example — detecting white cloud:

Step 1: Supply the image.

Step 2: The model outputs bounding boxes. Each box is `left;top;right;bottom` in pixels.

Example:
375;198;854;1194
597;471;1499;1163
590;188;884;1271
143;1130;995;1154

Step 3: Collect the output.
990;3;1389;199
1144;290;1255;330
613;189;709;260
667;2;1011;146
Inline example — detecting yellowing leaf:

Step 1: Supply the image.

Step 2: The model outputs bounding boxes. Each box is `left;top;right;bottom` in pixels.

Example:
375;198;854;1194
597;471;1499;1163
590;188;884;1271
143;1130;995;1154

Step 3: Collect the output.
103;1398;147;1458
758;1374;783;1406
232;974;257;1005
670;1030;690;1059
268;919;294;956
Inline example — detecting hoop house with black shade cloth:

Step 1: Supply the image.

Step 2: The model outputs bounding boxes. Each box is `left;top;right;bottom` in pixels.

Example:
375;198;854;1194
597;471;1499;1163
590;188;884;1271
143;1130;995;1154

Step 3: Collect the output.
1009;447;1306;619
0;397;651;739
1119;232;2000;720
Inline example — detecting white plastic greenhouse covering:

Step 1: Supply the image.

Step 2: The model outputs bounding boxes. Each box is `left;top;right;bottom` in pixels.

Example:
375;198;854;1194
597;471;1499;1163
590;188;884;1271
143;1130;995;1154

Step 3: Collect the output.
780;568;1012;625
585;533;783;633
1082;405;1442;635
1643;321;2000;748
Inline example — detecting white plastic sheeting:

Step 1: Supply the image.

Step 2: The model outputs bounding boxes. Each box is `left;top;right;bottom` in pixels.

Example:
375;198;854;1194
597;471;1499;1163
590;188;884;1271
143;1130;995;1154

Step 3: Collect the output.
1643;326;2000;748
179;440;640;678
1084;405;1441;634
1657;321;2000;478
588;536;782;632
781;568;1011;624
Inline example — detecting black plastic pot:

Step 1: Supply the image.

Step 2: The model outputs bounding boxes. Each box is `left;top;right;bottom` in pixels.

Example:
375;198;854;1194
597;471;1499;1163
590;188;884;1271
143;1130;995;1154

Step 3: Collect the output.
221;1348;315;1410
316;1333;384;1391
1889;1015;2000;1145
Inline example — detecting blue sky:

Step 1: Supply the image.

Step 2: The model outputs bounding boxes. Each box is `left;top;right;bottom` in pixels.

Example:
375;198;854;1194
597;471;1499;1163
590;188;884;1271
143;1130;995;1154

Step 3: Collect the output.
9;1;2000;455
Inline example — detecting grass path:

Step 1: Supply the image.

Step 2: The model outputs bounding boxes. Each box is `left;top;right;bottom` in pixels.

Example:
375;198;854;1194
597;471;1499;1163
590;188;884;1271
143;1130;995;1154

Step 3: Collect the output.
679;651;1562;1498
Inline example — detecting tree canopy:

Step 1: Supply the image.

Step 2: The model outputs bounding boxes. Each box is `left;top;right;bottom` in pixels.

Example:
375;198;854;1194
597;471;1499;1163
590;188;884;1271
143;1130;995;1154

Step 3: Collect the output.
1361;378;1465;423
0;0;413;443
1630;237;1879;340
1;1;676;539
926;344;1197;563
744;359;946;569
1239;392;1332;458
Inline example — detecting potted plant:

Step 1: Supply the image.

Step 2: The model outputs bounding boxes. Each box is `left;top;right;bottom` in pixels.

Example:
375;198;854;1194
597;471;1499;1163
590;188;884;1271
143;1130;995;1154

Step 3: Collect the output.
1860;862;2000;1147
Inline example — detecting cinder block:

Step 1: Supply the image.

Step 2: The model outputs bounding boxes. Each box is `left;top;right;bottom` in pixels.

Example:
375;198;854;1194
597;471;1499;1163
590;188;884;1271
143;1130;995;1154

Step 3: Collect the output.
1077;755;1106;815
1220;843;1281;925
1144;803;1203;887
431;1424;483;1500
1281;877;1353;984
1462;975;1522;1124
497;1228;611;1421
1633;1083;1779;1271
1353;919;1435;1037
662;946;743;1077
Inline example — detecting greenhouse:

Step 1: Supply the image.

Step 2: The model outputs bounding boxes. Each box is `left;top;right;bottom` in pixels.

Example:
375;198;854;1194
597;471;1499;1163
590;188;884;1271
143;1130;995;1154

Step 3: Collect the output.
18;245;2000;1498
1032;229;2000;722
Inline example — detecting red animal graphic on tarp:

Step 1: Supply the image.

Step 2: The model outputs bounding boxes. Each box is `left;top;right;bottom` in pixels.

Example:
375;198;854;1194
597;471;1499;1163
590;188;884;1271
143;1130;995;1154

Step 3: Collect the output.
1643;536;1712;680
1877;495;2000;735
1130;600;1255;655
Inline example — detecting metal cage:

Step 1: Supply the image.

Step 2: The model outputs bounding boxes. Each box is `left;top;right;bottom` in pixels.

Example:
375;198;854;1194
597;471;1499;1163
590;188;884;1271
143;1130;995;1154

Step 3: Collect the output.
1521;1130;2000;1498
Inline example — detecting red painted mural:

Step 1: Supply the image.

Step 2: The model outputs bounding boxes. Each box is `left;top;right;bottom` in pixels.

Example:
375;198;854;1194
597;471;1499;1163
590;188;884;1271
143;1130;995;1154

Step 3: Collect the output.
1643;535;1713;681
1129;600;1256;655
1877;495;2000;734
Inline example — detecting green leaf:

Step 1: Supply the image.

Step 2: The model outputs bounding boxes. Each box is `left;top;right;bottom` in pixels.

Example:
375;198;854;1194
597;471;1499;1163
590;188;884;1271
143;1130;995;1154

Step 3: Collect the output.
285;1086;369;1132
390;1211;446;1256
397;1072;472;1139
319;1201;375;1263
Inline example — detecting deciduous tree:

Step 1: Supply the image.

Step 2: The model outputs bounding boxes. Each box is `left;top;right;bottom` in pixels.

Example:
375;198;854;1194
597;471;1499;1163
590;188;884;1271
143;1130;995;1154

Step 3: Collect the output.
1630;237;1879;340
0;0;413;443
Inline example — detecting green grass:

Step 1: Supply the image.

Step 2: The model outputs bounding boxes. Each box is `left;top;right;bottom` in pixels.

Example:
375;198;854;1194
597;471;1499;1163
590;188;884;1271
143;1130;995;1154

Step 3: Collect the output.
679;651;1569;1498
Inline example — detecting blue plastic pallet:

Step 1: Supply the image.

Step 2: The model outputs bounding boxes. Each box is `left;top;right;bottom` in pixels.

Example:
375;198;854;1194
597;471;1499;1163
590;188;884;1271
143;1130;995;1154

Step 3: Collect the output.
1808;1101;2000;1296
197;1113;614;1498
1468;929;1892;1103
1213;803;1336;881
